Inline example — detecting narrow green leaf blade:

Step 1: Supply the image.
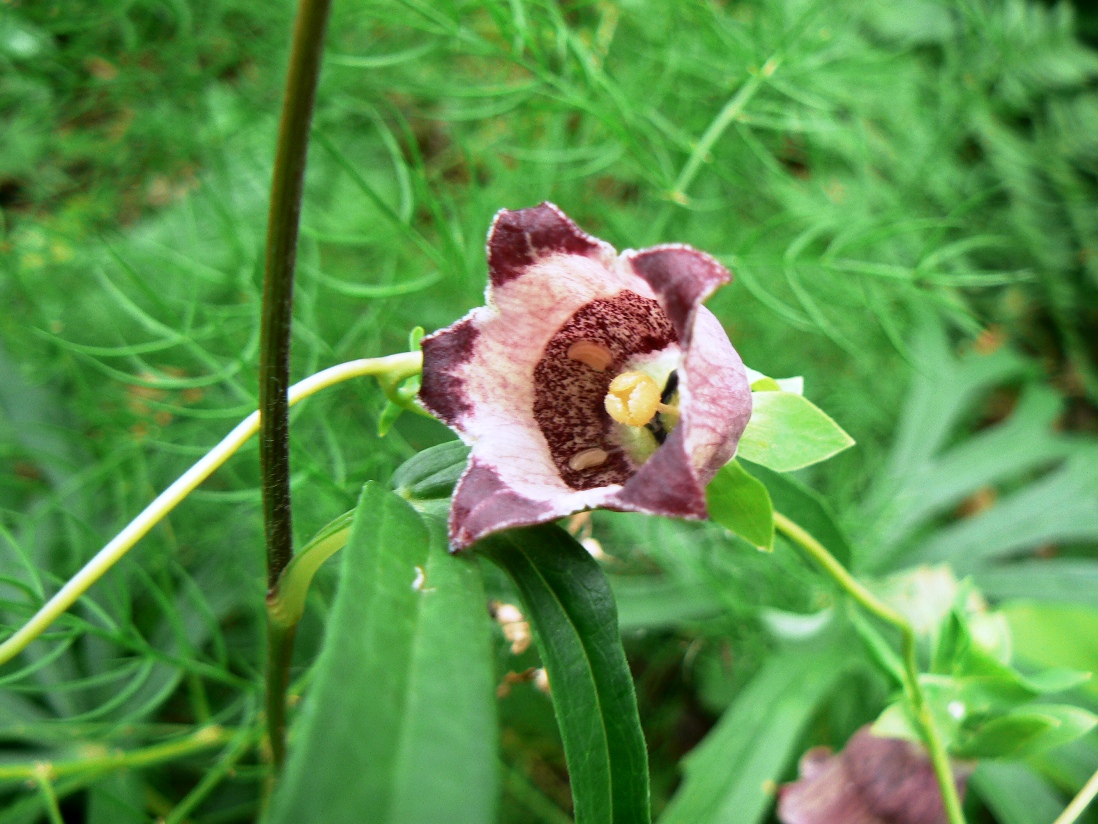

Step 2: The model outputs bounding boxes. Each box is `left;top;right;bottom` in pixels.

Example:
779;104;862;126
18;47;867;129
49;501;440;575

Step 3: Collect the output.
706;460;774;550
955;705;1098;759
483;525;650;824
659;641;853;824
268;483;497;824
970;762;1065;824
391;440;470;500
740;459;853;567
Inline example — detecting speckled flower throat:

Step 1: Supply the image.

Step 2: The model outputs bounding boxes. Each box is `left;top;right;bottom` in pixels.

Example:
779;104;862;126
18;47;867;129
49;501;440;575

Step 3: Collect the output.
533;291;677;490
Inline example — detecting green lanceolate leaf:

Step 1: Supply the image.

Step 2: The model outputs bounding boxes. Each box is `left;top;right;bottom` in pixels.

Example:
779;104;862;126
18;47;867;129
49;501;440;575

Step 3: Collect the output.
737;391;854;473
659;640;853;824
391;440;471;500
970;762;1066;824
482;525;650;824
268;483;497;824
954;704;1098;759
706;460;774;551
740;460;853;567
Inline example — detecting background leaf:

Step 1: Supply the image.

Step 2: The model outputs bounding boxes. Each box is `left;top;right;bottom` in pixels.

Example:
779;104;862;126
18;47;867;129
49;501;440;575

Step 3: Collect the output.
741;460;853;568
268;483;497;824
658;639;854;824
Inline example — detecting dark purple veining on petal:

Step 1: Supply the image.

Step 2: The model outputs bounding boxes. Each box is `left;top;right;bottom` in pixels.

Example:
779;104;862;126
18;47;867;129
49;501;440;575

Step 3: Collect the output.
449;461;552;551
533;291;676;491
611;428;708;518
419;318;479;427
488;203;607;287
627;246;730;340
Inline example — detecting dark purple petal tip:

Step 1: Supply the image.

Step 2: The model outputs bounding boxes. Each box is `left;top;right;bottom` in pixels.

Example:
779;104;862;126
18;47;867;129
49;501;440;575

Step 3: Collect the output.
487;202;610;287
419;317;479;427
625;245;730;339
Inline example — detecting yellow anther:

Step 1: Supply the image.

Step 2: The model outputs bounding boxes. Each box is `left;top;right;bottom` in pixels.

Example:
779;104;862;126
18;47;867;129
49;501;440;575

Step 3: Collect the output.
567;340;614;372
568;447;609;471
604;372;661;427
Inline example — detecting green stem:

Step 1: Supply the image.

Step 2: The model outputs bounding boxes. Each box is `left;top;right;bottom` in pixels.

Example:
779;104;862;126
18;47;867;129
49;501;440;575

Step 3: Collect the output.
0;353;421;668
1054;766;1098;824
265;621;298;769
33;769;64;824
259;0;332;772
773;511;966;824
0;726;236;781
261;0;332;592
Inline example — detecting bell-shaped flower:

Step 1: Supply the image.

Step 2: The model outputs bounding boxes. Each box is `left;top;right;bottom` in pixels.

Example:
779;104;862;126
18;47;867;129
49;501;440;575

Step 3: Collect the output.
778;726;972;824
419;203;752;550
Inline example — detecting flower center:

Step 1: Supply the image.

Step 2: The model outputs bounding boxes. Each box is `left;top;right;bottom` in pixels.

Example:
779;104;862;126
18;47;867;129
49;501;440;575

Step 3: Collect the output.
532;291;678;490
605;372;661;426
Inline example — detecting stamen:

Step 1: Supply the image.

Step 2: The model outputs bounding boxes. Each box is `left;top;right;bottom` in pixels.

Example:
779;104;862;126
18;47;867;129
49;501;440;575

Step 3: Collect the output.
567;340;614;372
569;447;609;471
604;372;661;427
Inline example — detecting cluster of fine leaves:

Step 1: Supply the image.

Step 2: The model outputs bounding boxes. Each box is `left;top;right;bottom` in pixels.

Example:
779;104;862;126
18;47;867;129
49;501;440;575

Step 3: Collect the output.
0;0;1096;822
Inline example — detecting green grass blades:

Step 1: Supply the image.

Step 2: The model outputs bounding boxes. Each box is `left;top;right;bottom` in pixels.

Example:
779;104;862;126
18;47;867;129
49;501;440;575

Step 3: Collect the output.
736;391;855;473
268;483;498;824
705;460;774;551
482;525;650;824
658;638;854;824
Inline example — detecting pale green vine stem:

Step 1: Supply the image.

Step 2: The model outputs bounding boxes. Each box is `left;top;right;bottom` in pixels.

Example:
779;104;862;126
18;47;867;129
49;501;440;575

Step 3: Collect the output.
0;352;422;667
0;725;236;782
773;511;967;824
1053;765;1098;824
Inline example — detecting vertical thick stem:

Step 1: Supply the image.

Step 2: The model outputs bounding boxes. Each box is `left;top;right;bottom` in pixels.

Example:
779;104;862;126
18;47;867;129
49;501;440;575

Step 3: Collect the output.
259;0;332;771
265;621;298;769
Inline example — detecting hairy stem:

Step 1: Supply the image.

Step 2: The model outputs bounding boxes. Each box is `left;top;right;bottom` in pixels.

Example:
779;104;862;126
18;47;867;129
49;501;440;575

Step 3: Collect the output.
0;353;421;668
773;511;966;824
259;0;332;771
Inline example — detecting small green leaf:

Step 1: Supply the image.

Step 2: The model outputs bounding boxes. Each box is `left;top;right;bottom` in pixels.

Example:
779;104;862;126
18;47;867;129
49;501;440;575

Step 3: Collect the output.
954;705;1098;759
740;460;853;567
737;391;854;472
268;484;497;824
482;525;649;824
391;440;470;500
706;460;774;550
377;399;404;436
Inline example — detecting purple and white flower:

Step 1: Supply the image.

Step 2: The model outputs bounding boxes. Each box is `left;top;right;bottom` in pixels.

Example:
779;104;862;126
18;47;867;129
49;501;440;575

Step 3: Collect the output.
778;726;972;824
419;202;752;550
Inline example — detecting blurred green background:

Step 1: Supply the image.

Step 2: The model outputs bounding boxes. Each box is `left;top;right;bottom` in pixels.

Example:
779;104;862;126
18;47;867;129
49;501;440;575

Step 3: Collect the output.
1;0;1097;821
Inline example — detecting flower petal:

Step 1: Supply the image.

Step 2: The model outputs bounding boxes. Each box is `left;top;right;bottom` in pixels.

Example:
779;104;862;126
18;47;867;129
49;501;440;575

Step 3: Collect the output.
419;317;480;428
487;202;615;287
778;727;972;824
622;245;730;339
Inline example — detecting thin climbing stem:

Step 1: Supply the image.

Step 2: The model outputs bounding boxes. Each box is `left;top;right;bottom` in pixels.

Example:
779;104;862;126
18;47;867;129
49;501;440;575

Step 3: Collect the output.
1054;765;1098;824
0;353;422;668
773;511;966;824
0;726;236;782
